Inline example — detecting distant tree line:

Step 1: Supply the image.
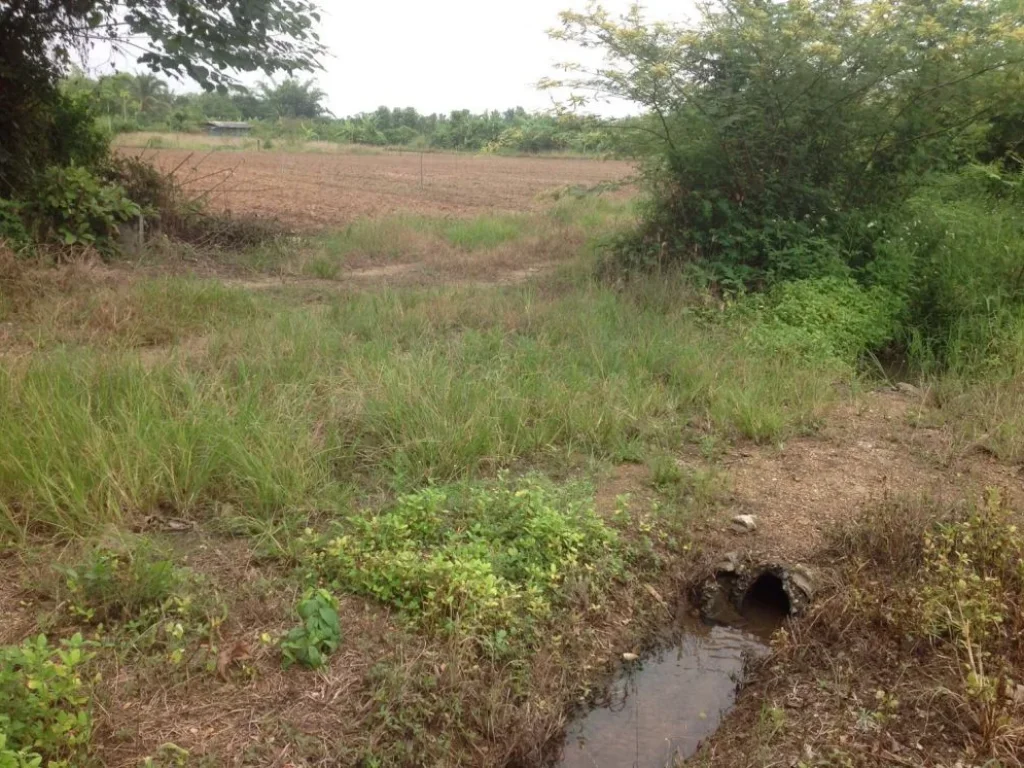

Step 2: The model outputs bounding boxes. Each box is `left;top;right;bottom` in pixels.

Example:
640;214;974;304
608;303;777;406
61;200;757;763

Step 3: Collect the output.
63;72;641;155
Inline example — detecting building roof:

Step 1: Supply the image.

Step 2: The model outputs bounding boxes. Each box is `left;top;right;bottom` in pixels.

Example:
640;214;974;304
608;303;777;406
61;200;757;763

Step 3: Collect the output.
204;121;252;130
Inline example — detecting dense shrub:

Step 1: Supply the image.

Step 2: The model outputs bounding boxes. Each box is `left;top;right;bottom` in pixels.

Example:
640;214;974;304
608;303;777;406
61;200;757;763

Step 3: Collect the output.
25;165;141;258
0;201;30;253
552;1;1023;280
868;168;1024;367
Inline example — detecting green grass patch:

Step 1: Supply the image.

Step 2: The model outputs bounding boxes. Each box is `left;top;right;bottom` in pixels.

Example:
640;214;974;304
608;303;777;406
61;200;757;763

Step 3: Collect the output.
439;215;525;250
0;276;841;540
319;215;435;262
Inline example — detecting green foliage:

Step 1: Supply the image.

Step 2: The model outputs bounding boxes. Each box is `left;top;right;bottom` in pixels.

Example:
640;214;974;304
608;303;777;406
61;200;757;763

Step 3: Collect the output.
280;589;342;669
307;477;623;645
56;543;182;625
742;277;901;364
26;166;140;256
0;634;93;767
918;490;1024;649
551;1;1024;279
0;201;30;252
871;167;1024;368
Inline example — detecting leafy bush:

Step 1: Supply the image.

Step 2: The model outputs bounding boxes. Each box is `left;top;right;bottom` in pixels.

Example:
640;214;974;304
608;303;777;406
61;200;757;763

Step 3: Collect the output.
741;277;901;364
26;165;140;257
0;634;93;767
307;477;623;645
551;1;1023;283
870;168;1024;369
0;200;30;252
101;155;174;217
280;589;342;669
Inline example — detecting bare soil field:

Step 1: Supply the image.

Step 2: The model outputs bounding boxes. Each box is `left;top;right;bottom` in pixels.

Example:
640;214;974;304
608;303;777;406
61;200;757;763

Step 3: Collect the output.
130;148;635;228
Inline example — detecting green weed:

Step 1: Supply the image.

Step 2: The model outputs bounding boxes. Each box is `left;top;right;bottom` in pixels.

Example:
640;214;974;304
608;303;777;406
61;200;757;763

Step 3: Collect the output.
440;216;523;250
0;634;93;767
0;277;839;539
280;589;342;669
303;256;340;280
56;541;181;624
305;476;622;646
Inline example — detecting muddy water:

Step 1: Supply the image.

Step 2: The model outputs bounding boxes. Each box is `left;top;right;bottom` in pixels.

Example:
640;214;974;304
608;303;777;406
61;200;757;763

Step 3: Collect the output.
558;622;769;768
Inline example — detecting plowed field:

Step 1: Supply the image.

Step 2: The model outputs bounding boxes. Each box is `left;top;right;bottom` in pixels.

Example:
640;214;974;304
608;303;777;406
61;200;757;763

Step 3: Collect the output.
136;149;634;228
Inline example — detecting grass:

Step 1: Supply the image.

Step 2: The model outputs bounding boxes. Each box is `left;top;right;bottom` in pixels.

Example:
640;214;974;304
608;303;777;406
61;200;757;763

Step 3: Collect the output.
0;271;841;540
248;195;638;277
2;193;973;768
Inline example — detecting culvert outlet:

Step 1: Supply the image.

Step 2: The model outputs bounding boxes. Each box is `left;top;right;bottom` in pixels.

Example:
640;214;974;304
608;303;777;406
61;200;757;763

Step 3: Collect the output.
699;556;815;633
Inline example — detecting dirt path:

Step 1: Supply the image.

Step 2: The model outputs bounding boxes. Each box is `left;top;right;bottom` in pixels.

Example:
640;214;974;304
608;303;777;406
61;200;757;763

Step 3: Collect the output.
710;388;1021;563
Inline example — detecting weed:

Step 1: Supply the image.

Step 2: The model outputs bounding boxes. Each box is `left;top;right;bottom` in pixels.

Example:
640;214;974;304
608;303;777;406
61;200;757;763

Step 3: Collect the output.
303;256;339;280
280;589;342;669
648;454;684;487
441;216;523;250
0;273;840;539
305;476;623;646
56;541;181;624
0;634;93;767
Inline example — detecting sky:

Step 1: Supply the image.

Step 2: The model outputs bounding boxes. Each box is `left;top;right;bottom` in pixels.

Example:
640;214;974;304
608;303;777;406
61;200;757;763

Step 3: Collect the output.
87;0;696;118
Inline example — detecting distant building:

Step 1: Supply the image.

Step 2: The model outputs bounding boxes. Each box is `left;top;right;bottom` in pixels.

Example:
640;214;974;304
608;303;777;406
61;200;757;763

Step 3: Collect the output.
204;121;252;137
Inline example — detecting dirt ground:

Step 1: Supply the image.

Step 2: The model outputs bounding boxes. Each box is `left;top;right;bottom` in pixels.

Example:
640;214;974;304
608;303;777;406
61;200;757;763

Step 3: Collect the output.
130;149;635;228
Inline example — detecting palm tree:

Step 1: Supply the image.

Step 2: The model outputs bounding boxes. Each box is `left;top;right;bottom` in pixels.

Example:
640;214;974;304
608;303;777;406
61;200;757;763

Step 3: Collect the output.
131;73;170;118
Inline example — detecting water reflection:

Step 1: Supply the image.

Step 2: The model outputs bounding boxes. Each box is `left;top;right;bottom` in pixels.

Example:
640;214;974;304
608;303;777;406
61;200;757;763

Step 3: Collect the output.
559;624;768;768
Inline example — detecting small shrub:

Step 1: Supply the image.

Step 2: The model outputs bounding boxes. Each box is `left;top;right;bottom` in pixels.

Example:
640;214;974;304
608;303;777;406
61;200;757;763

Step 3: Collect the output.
56;543;182;625
280;589;341;669
0;634;93;766
26;165;140;257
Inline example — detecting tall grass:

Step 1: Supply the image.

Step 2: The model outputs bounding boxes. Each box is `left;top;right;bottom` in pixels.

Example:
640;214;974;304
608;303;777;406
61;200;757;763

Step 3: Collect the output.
0;276;840;540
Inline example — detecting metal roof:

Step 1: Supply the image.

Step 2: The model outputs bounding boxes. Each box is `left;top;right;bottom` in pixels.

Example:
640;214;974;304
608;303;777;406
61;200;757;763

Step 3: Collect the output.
204;121;252;129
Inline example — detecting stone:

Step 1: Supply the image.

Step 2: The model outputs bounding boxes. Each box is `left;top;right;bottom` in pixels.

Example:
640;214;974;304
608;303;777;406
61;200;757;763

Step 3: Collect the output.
731;514;757;533
716;551;741;573
896;382;923;396
788;566;816;600
622;653;639;662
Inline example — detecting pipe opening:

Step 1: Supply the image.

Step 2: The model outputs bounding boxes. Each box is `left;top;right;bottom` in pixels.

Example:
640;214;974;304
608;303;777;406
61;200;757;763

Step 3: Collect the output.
740;572;791;629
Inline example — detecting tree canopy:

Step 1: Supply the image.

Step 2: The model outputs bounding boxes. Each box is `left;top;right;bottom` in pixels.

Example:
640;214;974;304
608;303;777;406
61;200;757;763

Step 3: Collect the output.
0;0;325;193
547;0;1024;279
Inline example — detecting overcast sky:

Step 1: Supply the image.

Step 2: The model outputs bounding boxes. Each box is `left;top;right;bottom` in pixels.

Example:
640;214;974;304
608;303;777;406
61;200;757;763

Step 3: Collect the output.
88;1;696;117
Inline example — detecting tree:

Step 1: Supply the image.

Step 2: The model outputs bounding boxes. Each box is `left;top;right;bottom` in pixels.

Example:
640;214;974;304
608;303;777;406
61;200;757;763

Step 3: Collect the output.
0;0;324;194
131;73;169;118
260;78;329;119
546;0;1024;277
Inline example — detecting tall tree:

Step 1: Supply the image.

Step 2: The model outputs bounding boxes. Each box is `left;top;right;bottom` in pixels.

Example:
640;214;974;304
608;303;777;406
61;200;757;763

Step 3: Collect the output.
260;78;329;119
131;73;169;117
0;0;325;193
